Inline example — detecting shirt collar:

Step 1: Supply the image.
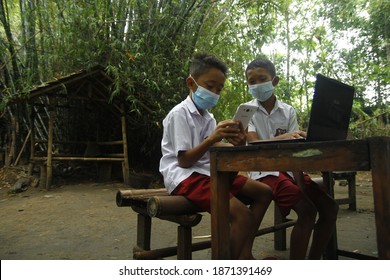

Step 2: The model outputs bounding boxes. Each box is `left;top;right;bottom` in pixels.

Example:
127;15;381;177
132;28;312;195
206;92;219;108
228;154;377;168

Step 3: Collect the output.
185;96;213;120
257;98;281;115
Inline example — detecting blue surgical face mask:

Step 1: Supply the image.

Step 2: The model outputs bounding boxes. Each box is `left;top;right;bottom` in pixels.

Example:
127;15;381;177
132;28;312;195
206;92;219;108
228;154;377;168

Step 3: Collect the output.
190;76;219;110
248;80;274;102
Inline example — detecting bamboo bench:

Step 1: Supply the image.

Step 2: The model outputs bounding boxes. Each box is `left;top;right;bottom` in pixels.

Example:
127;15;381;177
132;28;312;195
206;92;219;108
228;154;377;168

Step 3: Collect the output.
116;188;295;260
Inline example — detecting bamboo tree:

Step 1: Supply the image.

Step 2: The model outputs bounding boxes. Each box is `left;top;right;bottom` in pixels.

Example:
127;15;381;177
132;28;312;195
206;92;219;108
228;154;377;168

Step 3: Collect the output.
0;0;21;91
1;0;388;168
20;0;40;83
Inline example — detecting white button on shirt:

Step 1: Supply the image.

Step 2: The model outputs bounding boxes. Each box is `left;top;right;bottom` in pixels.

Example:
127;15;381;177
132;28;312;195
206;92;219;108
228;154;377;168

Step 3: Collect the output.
159;96;216;194
244;98;299;180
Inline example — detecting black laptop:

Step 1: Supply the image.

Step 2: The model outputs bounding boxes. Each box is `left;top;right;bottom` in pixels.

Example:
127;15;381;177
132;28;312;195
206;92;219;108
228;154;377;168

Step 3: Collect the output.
250;74;355;144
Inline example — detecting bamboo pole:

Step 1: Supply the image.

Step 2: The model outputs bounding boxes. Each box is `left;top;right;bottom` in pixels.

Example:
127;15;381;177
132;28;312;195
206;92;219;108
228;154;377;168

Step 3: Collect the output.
34;140;123;145
147;196;203;217
28;107;36;175
46;106;55;190
121;106;130;185
116;188;168;207
33;156;125;161
6;116;16;166
118;188;168;198
133;240;210;260
14;129;31;166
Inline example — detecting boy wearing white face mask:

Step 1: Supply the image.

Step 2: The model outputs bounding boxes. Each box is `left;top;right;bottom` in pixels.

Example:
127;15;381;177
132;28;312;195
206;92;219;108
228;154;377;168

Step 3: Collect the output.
159;53;273;259
242;58;338;259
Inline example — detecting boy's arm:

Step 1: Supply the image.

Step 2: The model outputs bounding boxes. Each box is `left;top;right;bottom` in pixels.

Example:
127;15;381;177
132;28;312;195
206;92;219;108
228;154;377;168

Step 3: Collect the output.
178;120;241;168
246;119;261;142
247;131;260;142
248;130;305;141
273;130;307;140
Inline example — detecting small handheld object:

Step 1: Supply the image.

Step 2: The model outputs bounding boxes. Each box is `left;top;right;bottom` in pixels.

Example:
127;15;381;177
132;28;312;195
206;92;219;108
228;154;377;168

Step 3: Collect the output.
233;104;258;129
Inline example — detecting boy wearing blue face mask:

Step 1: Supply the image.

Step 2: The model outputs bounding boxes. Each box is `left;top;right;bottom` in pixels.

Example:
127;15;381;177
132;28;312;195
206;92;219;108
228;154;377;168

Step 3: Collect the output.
242;58;338;259
159;53;273;259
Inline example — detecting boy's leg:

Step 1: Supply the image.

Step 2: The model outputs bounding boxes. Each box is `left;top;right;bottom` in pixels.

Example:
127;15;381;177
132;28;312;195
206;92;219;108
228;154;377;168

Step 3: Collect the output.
304;179;339;259
290;197;317;259
229;196;255;259
175;173;259;259
261;173;317;259
237;179;273;259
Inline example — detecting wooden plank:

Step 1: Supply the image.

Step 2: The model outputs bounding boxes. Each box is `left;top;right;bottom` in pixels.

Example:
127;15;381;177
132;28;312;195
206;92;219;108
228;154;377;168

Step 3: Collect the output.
212;140;370;172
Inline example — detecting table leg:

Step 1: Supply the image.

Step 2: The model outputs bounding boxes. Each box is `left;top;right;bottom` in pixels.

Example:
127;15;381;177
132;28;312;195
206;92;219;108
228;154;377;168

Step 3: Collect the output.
369;138;390;259
322;171;339;259
210;152;231;259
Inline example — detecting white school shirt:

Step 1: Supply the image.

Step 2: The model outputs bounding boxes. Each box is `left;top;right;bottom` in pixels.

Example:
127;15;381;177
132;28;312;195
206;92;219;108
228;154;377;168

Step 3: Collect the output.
244;98;299;180
159;96;216;194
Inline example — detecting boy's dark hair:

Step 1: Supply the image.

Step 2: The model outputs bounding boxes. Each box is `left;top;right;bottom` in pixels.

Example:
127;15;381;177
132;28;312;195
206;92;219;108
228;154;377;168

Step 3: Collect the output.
190;53;228;79
245;58;276;78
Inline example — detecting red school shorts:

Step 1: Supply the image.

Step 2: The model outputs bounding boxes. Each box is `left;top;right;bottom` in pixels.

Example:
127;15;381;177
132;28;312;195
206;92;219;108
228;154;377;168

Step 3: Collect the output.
259;172;325;217
172;172;248;213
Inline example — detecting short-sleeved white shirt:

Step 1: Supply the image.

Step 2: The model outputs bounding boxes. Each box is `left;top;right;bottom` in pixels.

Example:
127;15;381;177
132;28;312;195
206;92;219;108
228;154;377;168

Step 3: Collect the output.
244;98;299;180
159;96;216;193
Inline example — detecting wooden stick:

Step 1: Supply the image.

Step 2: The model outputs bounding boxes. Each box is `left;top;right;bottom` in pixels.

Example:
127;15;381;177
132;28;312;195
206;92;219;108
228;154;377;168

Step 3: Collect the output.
133;240;210;260
34;140;123;145
14;129;31;166
46;108;54;190
121;110;130;185
32;156;124;161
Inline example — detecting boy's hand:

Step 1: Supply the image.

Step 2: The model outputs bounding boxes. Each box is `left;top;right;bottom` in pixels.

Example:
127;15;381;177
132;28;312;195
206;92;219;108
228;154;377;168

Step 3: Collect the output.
226;121;247;146
292;171;307;191
277;130;306;140
209;120;241;144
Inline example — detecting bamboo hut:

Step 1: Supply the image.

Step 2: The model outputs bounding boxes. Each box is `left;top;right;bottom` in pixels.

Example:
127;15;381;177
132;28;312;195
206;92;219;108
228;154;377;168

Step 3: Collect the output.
7;66;134;189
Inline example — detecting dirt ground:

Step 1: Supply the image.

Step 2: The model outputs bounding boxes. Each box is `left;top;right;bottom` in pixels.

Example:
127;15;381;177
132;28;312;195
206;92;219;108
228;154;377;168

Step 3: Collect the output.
0;165;378;260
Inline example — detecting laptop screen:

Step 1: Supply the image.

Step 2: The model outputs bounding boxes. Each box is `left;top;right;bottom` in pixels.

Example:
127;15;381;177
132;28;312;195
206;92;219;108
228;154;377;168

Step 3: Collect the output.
306;74;355;141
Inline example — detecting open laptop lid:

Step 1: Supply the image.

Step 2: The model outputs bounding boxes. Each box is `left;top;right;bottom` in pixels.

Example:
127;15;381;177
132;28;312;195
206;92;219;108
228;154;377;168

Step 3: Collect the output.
306;74;355;141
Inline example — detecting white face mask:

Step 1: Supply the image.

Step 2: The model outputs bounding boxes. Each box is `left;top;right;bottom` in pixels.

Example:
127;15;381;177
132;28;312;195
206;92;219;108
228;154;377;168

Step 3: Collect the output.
248;81;274;102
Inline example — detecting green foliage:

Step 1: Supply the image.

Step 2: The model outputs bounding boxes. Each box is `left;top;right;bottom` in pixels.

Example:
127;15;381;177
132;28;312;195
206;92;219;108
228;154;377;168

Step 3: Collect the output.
349;103;390;138
0;0;389;171
196;0;279;122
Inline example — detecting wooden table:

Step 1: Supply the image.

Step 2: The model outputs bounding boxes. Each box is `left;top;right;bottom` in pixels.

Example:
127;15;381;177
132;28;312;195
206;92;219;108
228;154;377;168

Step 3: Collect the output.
209;137;390;259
